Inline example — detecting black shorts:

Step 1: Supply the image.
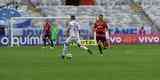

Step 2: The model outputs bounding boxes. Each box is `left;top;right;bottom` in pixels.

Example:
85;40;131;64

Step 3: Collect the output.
96;36;106;44
43;33;51;39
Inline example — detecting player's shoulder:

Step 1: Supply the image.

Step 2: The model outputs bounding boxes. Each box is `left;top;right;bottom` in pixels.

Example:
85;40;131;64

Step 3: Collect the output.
69;20;79;25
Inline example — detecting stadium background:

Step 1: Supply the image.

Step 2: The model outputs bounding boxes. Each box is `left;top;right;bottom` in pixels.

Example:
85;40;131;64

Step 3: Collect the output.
0;1;160;80
0;0;160;46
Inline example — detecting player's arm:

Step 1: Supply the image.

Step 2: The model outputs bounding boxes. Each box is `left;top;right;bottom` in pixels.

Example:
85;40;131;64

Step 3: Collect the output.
105;21;111;48
77;22;81;34
105;22;109;39
65;23;70;37
93;23;97;40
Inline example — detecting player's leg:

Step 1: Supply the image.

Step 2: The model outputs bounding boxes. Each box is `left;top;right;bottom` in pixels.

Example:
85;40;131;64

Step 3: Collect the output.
101;38;108;49
61;36;72;59
50;39;56;48
42;35;47;48
77;43;93;55
96;37;104;56
53;39;57;47
50;40;54;48
61;36;73;63
98;41;103;55
76;37;93;55
48;34;53;48
105;39;111;49
99;33;110;49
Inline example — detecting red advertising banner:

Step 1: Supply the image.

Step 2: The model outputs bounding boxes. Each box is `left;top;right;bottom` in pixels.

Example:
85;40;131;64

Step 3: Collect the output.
111;34;160;44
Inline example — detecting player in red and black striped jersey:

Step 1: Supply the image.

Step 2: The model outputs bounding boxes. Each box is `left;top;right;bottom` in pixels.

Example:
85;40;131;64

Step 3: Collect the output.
93;15;111;55
42;19;52;48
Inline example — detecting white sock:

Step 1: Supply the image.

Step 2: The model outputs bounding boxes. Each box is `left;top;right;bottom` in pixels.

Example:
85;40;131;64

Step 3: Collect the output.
80;45;88;50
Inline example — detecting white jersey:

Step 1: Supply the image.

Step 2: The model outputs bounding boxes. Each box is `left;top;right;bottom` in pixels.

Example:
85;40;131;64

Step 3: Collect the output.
67;20;80;37
62;20;90;58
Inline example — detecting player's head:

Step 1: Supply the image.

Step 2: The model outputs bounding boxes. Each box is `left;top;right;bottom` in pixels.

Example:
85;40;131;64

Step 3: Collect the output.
51;19;55;24
141;26;144;29
98;14;104;21
70;15;76;20
51;19;57;28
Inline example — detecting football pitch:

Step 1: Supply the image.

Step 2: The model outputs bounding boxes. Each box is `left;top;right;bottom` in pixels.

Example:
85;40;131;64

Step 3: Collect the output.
0;45;160;80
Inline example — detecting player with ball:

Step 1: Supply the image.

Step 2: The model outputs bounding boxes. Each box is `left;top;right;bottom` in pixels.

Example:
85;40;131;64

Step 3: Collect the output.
61;15;93;63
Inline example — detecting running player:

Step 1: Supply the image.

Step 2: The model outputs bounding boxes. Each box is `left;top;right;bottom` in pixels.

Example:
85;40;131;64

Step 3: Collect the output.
50;20;59;48
42;19;52;48
93;15;110;56
61;15;93;62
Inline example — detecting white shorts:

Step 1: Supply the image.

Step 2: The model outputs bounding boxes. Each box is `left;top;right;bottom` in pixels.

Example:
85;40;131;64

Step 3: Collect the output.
65;36;81;44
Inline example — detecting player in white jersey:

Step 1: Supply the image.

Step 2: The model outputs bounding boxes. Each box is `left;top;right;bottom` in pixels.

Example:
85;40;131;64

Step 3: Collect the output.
61;15;93;62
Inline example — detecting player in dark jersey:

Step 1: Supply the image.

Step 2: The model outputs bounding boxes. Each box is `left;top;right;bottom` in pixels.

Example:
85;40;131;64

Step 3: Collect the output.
42;19;52;48
93;15;111;56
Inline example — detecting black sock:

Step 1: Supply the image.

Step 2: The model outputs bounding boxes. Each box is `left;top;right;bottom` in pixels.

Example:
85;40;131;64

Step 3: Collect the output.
98;45;103;54
43;39;46;47
50;40;54;47
87;49;93;55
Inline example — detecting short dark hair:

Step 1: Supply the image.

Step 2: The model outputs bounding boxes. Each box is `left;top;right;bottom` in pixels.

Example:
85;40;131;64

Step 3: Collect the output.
70;15;76;20
99;14;103;17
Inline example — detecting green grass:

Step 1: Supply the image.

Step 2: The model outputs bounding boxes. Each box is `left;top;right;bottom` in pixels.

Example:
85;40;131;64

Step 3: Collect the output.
0;45;160;80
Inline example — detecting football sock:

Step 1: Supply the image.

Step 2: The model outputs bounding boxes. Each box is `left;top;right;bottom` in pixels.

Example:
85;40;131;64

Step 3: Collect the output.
87;49;93;55
50;40;54;47
43;39;47;47
62;43;69;56
78;44;93;54
98;45;103;54
80;45;88;50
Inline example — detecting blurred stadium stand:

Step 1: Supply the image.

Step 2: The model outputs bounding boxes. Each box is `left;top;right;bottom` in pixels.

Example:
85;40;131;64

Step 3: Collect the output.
0;0;160;31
